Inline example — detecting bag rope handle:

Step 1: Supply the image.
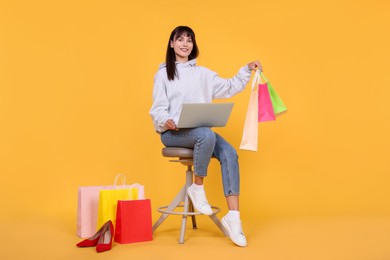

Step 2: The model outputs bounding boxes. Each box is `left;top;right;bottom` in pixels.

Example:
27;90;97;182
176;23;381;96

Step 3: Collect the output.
251;69;263;90
260;71;269;83
114;174;140;199
114;174;127;188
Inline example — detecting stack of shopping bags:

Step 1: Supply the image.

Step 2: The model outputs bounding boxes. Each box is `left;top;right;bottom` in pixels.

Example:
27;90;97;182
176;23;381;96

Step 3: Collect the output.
76;174;152;253
240;69;287;151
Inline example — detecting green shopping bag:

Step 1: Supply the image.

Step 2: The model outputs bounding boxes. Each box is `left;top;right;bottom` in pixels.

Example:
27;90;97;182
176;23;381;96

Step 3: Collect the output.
261;73;287;116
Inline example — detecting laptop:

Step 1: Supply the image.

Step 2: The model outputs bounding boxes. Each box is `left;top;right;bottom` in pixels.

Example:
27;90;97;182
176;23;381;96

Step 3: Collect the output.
176;103;234;128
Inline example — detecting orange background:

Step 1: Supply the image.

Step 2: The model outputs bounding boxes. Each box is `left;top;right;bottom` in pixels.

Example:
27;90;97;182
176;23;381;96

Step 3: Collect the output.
1;0;389;259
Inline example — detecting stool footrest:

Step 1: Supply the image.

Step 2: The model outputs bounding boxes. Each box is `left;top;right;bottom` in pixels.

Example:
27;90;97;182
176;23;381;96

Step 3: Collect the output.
157;204;221;216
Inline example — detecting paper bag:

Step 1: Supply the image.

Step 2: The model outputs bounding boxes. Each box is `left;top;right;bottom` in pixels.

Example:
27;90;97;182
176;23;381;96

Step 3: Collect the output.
97;176;144;229
240;70;260;151
114;199;153;244
258;82;276;122
261;72;287;116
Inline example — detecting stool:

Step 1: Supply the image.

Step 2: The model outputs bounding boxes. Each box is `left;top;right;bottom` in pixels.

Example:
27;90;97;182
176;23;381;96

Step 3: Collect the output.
152;147;228;244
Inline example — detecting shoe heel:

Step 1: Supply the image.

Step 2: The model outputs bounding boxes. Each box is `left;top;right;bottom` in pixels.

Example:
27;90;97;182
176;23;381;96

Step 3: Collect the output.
96;221;114;253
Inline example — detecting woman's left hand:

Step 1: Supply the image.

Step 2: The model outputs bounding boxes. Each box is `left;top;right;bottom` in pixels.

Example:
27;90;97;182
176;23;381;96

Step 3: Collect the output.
248;60;262;72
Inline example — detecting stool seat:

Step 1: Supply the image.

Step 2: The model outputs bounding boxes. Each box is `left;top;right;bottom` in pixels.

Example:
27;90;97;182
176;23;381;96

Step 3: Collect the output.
162;147;193;158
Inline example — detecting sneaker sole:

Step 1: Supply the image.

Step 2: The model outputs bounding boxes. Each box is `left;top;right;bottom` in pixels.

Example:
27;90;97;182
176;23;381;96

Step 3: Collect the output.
221;218;247;247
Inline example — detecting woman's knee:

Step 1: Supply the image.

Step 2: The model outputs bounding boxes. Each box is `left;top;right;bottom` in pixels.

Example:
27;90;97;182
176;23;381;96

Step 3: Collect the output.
195;127;216;144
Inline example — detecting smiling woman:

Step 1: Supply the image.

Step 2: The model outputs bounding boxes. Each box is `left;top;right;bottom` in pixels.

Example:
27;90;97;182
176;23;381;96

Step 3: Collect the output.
149;25;261;247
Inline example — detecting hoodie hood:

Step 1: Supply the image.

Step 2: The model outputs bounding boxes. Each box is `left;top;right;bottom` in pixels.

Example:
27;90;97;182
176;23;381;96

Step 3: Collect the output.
158;59;197;70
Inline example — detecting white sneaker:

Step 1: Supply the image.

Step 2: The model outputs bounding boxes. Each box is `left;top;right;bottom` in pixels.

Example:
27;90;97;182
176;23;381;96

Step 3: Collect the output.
221;216;247;247
187;184;213;215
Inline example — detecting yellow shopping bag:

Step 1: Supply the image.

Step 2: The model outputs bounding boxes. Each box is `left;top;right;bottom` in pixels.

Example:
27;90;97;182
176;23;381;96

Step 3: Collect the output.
97;175;144;229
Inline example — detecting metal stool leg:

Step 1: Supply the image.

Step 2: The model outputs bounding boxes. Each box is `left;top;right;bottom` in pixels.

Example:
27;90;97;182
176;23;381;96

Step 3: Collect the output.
178;166;193;244
179;192;189;243
209;214;228;236
189;201;197;229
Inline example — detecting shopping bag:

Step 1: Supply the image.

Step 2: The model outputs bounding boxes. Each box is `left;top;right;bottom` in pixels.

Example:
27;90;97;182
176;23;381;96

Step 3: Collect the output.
76;174;144;238
239;70;259;151
258;80;276;122
97;175;144;229
114;199;153;244
77;185;109;238
261;72;287;116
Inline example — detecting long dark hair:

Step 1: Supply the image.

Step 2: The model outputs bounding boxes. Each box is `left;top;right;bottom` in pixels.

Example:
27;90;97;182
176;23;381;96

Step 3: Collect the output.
166;26;199;81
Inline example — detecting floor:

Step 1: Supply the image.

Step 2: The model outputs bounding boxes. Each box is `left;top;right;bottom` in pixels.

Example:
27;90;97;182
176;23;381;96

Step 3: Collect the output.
2;212;390;260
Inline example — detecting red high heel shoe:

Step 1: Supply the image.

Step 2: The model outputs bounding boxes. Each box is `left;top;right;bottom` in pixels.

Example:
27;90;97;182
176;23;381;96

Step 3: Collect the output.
76;220;112;247
96;220;114;253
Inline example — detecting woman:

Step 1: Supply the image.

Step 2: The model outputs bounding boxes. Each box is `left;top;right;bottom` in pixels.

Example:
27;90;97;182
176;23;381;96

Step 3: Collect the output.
150;25;261;247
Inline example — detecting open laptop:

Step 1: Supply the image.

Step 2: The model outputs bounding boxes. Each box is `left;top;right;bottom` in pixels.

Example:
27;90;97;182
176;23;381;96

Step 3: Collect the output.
176;103;234;128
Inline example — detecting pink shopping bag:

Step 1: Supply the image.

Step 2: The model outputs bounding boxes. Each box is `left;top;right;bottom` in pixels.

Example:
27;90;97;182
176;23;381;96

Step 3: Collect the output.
258;82;276;122
77;185;108;238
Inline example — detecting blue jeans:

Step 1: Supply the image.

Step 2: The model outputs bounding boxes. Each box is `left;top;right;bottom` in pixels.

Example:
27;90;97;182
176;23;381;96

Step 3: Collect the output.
161;127;240;196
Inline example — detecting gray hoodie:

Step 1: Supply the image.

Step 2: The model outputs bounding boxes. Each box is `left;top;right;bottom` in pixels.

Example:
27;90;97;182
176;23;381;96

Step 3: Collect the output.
149;59;252;132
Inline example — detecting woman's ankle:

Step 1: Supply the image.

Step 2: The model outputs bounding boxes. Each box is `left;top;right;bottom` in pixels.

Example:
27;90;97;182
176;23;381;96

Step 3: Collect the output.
194;175;204;185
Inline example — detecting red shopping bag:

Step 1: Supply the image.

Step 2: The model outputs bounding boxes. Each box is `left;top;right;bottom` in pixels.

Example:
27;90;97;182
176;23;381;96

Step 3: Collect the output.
258;82;276;122
114;199;153;244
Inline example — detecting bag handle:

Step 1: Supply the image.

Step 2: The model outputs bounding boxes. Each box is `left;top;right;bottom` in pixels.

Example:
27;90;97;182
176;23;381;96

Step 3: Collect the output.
114;174;127;187
260;71;269;83
114;174;140;199
251;69;263;90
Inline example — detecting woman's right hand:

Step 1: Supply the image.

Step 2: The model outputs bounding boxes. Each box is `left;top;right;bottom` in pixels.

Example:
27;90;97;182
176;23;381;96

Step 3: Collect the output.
164;119;177;130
